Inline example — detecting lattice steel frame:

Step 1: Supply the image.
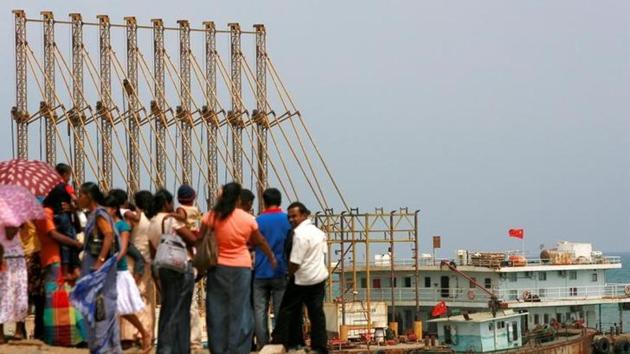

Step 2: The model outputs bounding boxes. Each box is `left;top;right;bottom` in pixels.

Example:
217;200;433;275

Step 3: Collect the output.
13;10;28;159
97;15;113;191
42;11;56;164
152;18;167;188
69;13;86;185
229;23;243;183
178;20;193;185
254;24;269;212
125;16;140;195
203;21;219;209
314;208;420;331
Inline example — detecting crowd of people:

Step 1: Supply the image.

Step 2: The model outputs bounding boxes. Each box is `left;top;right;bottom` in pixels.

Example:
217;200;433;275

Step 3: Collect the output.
0;162;330;354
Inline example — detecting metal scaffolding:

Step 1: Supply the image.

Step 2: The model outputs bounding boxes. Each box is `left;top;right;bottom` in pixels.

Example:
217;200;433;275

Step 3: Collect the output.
13;10;28;159
178;20;193;185
69;13;86;185
10;14;420;337
229;23;243;183
41;11;56;165
254;24;268;212
125;16;140;196
97;15;113;191
152;18;167;188
315;208;420;333
203;20;219;209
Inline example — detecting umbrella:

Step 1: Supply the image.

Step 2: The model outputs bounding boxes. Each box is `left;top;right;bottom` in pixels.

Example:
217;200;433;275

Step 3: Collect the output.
0;185;44;227
0;159;64;197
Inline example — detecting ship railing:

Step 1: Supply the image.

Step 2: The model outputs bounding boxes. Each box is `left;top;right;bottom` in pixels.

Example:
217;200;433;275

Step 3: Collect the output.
337;256;622;269
344;283;630;304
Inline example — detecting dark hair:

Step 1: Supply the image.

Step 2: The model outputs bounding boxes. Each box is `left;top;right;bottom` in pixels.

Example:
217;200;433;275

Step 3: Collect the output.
55;163;72;176
213;182;241;220
43;183;72;213
147;188;173;219
240;189;255;204
134;190;153;213
287;201;310;216
104;194;123;219
80;182;105;205
108;189;128;205
262;188;282;207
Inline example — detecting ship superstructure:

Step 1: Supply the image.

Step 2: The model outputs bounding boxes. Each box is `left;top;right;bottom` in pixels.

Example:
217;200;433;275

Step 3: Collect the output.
332;241;630;336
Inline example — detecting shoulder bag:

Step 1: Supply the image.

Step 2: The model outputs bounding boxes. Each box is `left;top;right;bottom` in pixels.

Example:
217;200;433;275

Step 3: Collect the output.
192;213;218;275
153;215;188;273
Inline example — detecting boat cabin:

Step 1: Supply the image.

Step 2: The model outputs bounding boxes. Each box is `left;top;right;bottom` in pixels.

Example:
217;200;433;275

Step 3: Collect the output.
429;310;526;352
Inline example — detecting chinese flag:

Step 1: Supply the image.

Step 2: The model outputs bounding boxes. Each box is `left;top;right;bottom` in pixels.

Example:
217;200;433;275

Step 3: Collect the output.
509;229;524;239
431;300;448;317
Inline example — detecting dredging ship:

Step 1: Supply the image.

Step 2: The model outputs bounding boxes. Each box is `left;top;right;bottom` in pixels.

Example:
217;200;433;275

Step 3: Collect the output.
325;241;630;353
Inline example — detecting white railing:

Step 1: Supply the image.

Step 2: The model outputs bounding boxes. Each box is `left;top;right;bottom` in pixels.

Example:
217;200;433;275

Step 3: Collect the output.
338;256;622;269
345;283;630;304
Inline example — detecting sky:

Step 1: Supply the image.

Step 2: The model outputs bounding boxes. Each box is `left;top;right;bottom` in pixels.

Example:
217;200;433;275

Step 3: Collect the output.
1;1;629;256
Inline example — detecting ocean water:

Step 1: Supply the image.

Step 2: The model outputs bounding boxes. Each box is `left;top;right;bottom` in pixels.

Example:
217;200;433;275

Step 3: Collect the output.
601;252;630;329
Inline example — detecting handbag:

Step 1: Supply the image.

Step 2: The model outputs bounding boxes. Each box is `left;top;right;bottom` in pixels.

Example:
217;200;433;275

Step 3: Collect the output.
192;214;218;275
87;209;120;257
153;216;188;273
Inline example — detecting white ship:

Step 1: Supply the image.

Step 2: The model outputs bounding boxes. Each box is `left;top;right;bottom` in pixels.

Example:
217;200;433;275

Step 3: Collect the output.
328;241;630;352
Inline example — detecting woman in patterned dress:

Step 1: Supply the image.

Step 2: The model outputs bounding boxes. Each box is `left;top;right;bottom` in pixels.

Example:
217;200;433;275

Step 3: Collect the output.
0;223;28;343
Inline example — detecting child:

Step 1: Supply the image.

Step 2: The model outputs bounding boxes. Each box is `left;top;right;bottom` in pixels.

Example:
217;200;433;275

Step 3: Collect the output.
104;195;151;352
172;185;201;233
172;185;202;349
107;189;145;284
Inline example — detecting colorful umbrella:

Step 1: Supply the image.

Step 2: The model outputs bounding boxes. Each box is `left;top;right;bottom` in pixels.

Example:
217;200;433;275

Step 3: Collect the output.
0;159;64;197
0;185;45;227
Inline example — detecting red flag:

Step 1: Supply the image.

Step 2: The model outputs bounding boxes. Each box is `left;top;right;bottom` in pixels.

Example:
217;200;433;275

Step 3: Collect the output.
509;229;524;239
431;300;448;317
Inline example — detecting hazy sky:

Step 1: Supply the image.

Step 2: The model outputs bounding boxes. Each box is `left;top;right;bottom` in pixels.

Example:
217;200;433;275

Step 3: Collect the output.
2;1;629;256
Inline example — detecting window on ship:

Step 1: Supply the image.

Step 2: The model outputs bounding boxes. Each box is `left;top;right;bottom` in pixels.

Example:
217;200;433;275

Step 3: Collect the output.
569;270;577;280
512;321;519;340
544;314;550;324
469;277;476;288
404;277;412;287
509;273;517;282
484;278;492;289
533;314;540;325
538;272;547;281
425;277;431;288
592;273;598;282
570;287;577;296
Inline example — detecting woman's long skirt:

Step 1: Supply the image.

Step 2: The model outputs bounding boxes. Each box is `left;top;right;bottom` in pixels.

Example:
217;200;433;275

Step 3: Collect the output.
41;262;87;346
81;254;121;354
0;256;28;324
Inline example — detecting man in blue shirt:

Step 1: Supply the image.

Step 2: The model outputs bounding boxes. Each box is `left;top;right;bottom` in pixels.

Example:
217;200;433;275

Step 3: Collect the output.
253;188;291;349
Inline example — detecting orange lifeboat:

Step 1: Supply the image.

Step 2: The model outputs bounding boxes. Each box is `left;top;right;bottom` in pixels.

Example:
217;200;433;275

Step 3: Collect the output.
508;255;527;267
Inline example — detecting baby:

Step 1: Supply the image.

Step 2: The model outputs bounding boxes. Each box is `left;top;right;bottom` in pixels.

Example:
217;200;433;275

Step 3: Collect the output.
172;184;201;233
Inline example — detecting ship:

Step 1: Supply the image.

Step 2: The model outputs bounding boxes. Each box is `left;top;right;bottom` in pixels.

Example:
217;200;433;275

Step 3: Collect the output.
325;241;630;353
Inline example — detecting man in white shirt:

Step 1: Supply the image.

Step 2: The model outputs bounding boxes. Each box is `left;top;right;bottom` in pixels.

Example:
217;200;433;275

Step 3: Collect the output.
271;202;328;354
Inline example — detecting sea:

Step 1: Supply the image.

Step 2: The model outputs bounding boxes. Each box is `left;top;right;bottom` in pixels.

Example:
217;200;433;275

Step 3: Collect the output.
600;252;630;329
